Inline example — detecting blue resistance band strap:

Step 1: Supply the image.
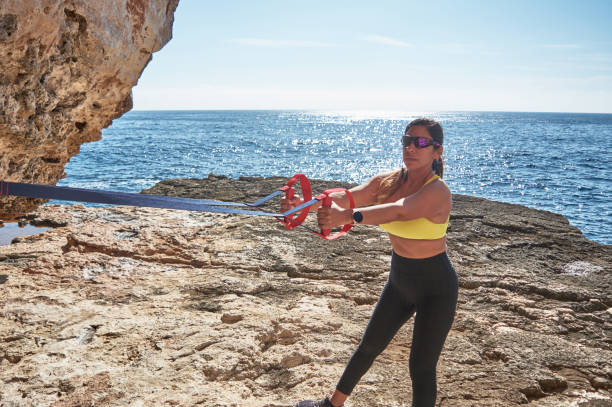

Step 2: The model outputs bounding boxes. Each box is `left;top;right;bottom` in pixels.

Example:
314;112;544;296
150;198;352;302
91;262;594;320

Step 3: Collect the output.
250;189;285;207
0;181;283;218
281;198;320;217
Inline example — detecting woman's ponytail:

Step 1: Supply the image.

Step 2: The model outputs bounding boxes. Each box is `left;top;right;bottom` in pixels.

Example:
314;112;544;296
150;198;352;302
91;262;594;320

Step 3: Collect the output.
432;157;444;178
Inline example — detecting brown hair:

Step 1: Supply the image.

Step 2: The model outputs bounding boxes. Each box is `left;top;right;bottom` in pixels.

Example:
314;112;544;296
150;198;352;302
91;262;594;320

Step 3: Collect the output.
376;118;444;204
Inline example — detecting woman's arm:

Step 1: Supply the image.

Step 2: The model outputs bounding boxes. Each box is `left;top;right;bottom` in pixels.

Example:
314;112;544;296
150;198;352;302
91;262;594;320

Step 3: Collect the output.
318;180;451;229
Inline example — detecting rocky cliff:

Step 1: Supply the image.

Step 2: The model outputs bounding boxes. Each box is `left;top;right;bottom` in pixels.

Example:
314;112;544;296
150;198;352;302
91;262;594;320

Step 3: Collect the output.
0;175;610;406
0;0;178;219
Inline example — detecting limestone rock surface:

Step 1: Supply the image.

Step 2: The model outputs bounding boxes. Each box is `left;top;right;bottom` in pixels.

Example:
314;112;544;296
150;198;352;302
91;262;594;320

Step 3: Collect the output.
0;175;611;406
0;0;178;218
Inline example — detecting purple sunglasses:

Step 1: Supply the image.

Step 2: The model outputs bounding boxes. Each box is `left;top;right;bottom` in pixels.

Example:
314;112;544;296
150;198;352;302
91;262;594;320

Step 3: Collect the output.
402;135;441;149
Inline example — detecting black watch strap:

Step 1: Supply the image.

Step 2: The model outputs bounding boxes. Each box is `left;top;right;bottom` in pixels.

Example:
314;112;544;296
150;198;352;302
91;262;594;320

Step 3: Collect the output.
352;210;364;224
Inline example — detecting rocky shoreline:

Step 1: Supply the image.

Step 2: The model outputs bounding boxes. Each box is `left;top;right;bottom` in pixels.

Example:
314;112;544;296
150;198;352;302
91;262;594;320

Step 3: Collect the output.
1;175;611;406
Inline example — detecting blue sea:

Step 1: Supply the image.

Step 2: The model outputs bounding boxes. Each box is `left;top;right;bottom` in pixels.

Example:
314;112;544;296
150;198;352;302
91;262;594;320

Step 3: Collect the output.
56;111;611;245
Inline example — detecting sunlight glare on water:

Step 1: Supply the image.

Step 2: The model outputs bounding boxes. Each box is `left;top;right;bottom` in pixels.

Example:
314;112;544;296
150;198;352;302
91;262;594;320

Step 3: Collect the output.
58;110;612;244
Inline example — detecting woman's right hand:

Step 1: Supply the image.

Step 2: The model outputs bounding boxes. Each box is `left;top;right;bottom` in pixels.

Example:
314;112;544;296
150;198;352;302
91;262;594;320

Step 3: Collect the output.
280;194;303;212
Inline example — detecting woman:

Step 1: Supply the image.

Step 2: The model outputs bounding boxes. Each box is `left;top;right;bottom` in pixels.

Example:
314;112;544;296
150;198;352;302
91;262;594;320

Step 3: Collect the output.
284;118;458;407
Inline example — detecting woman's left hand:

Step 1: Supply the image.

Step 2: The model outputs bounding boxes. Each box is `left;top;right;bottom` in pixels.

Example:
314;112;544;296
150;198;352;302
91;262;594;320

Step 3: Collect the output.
317;202;353;229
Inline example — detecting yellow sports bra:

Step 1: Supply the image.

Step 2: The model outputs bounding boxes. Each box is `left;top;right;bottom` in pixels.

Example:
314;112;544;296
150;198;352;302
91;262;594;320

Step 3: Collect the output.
379;175;449;240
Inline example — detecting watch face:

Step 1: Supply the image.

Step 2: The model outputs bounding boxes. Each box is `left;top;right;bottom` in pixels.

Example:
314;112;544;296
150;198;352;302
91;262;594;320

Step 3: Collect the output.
353;211;363;223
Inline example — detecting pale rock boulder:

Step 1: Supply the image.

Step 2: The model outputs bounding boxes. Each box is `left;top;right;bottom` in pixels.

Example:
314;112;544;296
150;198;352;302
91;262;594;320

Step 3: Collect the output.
0;0;178;218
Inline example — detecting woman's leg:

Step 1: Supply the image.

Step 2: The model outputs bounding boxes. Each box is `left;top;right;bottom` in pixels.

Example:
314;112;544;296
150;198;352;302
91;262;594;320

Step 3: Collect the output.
408;291;457;407
335;280;415;396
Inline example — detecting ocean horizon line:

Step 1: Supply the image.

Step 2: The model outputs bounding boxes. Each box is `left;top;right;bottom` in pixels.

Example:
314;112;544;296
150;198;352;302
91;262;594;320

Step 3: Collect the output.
129;109;612;115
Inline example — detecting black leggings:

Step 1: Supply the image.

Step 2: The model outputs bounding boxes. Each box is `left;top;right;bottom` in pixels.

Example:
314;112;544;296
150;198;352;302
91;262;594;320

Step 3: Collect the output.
336;251;458;407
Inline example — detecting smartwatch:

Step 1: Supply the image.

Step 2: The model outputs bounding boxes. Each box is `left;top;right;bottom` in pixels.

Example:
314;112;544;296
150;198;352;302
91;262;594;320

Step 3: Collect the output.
352;210;364;224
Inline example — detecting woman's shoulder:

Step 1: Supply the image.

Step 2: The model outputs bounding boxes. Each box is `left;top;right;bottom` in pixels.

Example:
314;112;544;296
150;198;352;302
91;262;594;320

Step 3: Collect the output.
349;170;400;205
426;176;451;200
377;169;402;184
364;170;396;188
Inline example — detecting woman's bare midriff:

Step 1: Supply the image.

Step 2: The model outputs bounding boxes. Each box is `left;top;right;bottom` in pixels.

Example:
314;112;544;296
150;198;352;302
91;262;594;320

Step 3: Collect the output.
388;234;447;259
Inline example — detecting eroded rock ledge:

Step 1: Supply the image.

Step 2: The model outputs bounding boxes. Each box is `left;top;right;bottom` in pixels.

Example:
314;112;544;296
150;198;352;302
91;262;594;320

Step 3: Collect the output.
0;0;178;218
0;175;611;406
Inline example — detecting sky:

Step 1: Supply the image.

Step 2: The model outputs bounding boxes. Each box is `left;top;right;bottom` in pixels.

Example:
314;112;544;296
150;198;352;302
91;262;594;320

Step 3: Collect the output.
133;0;612;113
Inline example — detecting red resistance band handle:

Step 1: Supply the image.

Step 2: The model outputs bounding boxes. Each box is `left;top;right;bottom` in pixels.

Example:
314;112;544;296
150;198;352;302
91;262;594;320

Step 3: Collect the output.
279;173;312;230
315;188;355;240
